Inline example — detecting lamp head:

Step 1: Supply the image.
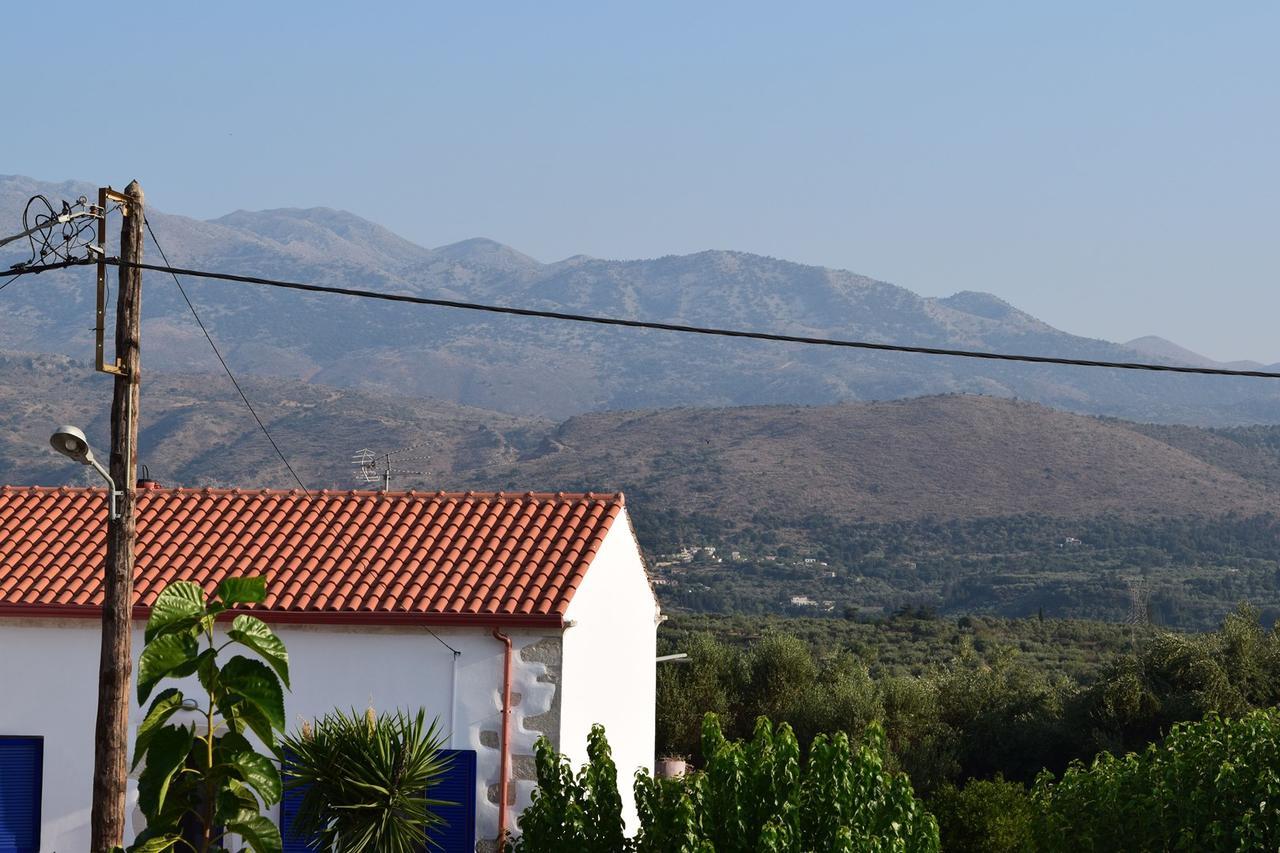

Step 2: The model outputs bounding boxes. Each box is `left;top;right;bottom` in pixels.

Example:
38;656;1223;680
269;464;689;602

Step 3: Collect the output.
50;425;95;466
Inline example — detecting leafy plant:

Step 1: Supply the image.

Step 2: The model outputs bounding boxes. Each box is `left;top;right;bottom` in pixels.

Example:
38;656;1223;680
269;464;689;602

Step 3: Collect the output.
281;708;451;853
128;576;290;853
511;725;628;853
929;777;1036;853
1032;708;1280;852
514;715;939;853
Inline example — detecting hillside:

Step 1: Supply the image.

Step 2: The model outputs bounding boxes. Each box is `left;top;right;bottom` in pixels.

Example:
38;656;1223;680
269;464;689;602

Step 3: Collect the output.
5;175;1280;424
7;351;1280;627
2;350;1277;522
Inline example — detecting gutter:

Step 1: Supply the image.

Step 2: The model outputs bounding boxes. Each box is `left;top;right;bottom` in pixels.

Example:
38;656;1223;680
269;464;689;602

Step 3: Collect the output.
492;627;513;852
0;603;564;628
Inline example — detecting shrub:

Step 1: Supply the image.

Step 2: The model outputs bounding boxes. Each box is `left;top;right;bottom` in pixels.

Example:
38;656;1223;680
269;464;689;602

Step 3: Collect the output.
510;724;627;853
282;708;450;853
1032;708;1280;852
930;777;1036;853
514;715;939;853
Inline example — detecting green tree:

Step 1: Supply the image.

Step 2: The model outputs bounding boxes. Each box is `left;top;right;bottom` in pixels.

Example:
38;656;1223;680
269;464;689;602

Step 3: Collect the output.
930;777;1036;853
281;708;451;852
511;724;628;853
1033;708;1280;852
127;577;289;853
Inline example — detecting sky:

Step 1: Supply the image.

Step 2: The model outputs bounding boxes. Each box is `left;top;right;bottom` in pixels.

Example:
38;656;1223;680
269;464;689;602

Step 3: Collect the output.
7;2;1278;360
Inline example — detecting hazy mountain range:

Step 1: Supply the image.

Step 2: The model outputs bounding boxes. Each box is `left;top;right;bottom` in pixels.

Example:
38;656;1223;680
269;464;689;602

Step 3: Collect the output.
3;174;1279;425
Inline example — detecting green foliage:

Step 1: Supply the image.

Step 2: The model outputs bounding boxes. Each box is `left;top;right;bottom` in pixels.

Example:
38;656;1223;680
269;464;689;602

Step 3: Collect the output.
511;725;628;853
648;512;1280;630
128;577;289;853
929;777;1036;853
658;606;1280;796
281;708;451;853
660;715;939;853
515;716;938;853
1032;708;1280;852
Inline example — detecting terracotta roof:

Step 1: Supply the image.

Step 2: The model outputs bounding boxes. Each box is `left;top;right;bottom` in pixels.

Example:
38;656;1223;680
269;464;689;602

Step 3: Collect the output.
0;486;627;626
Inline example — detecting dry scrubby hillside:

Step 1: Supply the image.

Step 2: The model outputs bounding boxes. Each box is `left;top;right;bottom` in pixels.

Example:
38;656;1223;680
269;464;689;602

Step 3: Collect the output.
2;351;1278;525
475;396;1277;522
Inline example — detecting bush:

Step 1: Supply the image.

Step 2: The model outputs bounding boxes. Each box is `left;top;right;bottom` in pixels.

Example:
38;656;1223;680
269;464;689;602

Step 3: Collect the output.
282;708;450;853
511;724;627;853
1032;708;1280;852
930;777;1036;853
514;715;939;853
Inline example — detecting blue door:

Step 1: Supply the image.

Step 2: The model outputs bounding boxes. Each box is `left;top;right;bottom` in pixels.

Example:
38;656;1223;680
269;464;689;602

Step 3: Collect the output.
0;737;41;853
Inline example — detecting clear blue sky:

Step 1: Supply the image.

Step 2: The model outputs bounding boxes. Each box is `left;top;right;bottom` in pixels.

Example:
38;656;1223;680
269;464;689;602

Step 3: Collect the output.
9;2;1278;360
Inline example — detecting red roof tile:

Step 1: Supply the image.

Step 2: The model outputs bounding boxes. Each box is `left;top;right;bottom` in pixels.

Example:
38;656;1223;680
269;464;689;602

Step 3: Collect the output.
0;486;626;626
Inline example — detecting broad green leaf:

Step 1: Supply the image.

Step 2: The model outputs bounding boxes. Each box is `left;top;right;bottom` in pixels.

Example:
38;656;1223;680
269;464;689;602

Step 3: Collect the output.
215;782;260;828
218;576;267;607
223;750;283;806
220;656;286;732
226;811;284;853
137;723;195;816
137;633;200;703
145;581;206;642
127;835;182;853
133;689;186;770
218;690;279;749
228;615;291;688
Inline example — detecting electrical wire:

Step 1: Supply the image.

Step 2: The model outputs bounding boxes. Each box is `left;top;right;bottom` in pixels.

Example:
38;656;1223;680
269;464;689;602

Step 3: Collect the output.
143;221;311;494
142;224;459;638
107;258;1280;381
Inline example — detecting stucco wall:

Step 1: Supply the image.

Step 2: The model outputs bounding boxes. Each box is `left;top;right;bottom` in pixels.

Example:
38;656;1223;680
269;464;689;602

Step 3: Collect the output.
561;511;660;832
0;618;562;852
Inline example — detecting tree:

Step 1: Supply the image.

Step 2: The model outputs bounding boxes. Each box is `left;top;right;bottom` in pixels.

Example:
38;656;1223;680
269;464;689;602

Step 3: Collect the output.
126;577;289;853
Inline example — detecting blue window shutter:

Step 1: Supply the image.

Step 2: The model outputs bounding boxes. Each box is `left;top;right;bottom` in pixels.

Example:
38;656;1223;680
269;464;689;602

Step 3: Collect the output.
426;749;476;853
0;737;42;853
280;747;318;853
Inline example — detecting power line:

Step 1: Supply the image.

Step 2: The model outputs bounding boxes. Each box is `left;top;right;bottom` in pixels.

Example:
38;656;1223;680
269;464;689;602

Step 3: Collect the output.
104;258;1280;381
142;225;448;626
142;221;311;494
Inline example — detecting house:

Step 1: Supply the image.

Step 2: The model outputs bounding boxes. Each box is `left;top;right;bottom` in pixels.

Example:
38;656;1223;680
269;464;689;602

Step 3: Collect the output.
0;485;660;853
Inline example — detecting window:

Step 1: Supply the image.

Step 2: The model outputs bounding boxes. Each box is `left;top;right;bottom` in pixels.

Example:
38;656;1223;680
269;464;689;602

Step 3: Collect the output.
427;749;477;853
0;737;41;853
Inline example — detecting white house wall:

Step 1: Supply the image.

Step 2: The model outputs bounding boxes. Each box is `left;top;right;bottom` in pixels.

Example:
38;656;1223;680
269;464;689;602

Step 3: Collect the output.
0;618;563;852
560;511;659;832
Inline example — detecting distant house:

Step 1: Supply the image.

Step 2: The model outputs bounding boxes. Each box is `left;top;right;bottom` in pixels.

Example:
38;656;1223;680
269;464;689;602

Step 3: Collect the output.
0;486;659;853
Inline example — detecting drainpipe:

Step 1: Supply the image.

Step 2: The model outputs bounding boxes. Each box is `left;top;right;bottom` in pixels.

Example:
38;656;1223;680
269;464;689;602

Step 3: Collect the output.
448;647;460;749
492;627;513;852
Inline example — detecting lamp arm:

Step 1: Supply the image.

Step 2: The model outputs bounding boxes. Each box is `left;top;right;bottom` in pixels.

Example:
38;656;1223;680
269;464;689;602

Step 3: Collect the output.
88;457;121;521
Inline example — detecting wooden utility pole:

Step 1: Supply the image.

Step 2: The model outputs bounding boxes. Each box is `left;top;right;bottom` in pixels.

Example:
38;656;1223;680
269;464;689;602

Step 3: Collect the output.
90;180;144;852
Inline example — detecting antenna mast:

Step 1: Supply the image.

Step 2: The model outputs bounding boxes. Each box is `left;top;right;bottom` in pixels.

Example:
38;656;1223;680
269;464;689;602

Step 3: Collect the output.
351;443;434;490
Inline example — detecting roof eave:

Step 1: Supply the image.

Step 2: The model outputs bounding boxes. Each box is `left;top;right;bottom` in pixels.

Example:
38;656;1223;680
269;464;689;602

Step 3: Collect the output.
0;603;566;629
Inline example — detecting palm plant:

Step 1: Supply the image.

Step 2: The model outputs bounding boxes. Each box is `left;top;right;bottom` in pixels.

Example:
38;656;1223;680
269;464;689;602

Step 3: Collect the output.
282;708;452;853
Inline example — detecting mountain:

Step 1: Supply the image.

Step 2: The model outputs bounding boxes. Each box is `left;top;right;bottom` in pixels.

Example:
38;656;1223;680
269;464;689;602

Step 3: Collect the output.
11;350;1280;626
4;349;1279;524
4;174;1280;424
1125;335;1273;373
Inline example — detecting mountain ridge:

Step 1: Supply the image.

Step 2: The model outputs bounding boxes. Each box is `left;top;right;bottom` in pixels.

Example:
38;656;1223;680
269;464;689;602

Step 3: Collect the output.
3;174;1277;425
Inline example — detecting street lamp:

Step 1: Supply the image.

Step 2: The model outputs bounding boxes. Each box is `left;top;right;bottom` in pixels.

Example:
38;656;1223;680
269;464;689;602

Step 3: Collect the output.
49;425;121;520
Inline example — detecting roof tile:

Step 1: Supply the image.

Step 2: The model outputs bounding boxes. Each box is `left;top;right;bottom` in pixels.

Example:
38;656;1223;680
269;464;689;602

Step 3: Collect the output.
0;486;624;625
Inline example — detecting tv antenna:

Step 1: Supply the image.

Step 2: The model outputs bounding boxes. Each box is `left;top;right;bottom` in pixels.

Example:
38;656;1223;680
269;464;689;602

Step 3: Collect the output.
351;443;434;490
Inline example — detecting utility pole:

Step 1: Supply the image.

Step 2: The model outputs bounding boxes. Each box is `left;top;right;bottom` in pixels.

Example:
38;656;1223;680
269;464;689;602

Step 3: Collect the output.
90;180;144;852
